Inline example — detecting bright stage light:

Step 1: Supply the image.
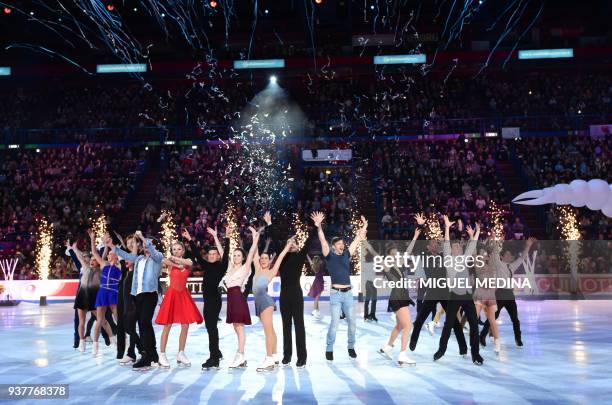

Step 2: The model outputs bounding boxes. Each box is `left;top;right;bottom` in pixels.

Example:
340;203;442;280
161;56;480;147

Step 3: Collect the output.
270;76;277;84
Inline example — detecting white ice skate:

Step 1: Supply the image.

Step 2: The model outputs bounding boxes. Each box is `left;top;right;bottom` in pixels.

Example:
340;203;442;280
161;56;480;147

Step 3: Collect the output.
426;321;436;336
158;352;170;369
377;344;393;360
229;352;247;369
92;342;100;357
256;356;276;372
397;350;416;367
177;351;191;367
494;338;501;354
118;355;135;365
311;309;321;319
78;339;86;353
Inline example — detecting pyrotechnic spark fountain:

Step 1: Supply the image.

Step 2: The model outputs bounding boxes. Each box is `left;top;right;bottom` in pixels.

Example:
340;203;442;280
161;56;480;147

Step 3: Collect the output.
488;201;505;240
347;211;365;275
425;212;443;240
291;213;308;250
35;218;53;282
224;204;241;252
159;209;177;256
557;206;582;293
91;212;107;246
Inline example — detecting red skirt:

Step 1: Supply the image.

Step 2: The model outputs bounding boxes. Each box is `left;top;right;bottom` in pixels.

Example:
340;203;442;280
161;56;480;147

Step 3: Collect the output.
226;286;251;325
155;287;203;325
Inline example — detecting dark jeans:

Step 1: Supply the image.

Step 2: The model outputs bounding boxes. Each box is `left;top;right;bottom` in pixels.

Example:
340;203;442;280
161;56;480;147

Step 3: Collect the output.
135;292;158;360
364;280;377;317
438;293;480;356
412;299;467;354
481;290;521;341
203;295;223;360
280;292;307;362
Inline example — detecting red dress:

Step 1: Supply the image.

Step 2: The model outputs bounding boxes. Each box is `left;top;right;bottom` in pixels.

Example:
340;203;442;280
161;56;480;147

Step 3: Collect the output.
155;266;203;325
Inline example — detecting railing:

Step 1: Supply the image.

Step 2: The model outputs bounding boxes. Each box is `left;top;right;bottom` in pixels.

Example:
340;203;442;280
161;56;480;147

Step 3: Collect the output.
1;113;610;145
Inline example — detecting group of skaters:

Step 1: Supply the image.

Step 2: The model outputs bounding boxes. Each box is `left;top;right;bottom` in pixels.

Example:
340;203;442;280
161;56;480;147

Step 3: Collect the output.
70;210;534;371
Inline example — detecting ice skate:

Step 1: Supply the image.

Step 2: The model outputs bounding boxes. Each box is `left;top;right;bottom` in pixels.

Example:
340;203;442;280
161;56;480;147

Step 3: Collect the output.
177;351;191;367
229;352;247;369
378;344;393;360
158;352;170;369
397;350;416;367
256;356;276;372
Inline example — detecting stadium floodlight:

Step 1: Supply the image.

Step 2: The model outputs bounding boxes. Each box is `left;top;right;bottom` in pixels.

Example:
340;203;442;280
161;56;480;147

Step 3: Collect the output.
518;49;574;60
233;59;285;69
96;63;147;73
373;54;426;65
270;75;277;84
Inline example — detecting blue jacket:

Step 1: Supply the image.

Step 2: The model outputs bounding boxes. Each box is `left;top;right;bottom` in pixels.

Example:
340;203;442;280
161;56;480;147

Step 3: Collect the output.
115;239;163;296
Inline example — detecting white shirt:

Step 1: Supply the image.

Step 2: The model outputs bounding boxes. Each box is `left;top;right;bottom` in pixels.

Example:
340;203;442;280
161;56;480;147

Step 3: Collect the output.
136;257;148;295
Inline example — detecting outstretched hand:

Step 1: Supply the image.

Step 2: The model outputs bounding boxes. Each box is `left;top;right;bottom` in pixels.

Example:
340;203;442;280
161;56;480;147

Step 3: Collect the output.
414;213;426;226
206;227;217;238
182;229;192;241
263;211;272;226
443;215;455;229
310;211;325;228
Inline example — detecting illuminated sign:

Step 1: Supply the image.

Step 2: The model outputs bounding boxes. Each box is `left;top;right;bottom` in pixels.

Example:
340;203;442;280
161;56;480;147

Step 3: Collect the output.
96;64;147;73
233;59;285;69
373;54;426;65
518;49;573;59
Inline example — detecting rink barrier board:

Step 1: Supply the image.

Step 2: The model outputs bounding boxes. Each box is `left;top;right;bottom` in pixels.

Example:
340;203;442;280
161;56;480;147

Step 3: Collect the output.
3;275;612;303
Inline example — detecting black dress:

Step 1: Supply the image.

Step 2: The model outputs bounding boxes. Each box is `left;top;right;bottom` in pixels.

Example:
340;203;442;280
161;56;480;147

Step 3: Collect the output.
385;267;415;312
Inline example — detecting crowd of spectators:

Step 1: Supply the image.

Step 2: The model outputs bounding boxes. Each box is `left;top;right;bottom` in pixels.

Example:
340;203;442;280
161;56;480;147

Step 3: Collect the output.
373;138;518;239
0;144;146;279
1;72;610;144
517;135;611;240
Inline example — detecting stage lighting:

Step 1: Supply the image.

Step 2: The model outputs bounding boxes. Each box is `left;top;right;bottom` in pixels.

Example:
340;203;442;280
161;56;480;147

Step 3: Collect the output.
270;75;277;84
264;9;269;14
3;7;11;14
106;4;114;11
210;1;218;8
315;0;323;4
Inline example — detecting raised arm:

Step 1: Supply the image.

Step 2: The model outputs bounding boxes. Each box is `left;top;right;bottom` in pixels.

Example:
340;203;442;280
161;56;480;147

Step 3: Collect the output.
206;227;224;258
443;215;454;256
362;240;379;257
113;244;139;263
509;237;536;272
271;238;295;276
168;255;194;268
349;216;368;256
67;240;84;271
88;230;107;267
405;226;422;257
464;223;480;257
182;229;205;265
311;211;329;257
443;215;454;242
136;230;163;263
245;227;260;270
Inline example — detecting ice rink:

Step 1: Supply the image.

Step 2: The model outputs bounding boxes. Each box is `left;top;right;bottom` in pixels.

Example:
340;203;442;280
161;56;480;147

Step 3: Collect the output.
1;299;610;404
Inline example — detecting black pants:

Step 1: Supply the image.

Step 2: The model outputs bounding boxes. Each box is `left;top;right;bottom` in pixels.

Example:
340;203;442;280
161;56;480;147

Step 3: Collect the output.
438;293;480;356
135;292;158;360
364;280;377;317
280;292;307;362
203;294;223;360
481;290;521;341
412;299;467;353
117;297;141;358
416;299;436;321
